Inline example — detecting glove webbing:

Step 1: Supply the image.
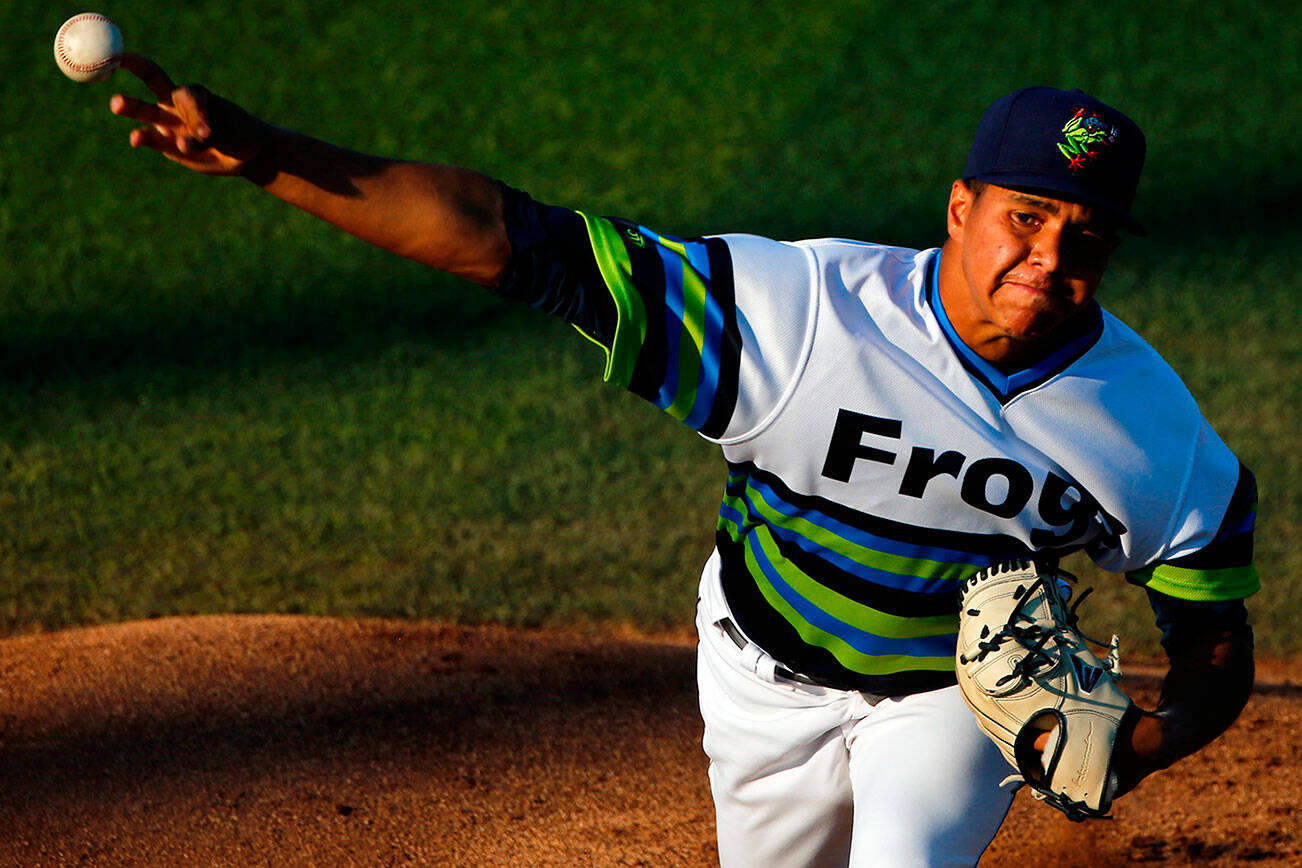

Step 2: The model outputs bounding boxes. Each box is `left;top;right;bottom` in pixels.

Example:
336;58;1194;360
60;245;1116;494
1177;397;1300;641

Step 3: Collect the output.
959;572;1111;693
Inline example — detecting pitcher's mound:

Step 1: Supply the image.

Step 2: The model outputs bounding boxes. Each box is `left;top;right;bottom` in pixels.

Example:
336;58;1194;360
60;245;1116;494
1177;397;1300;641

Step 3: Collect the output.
1;616;1298;866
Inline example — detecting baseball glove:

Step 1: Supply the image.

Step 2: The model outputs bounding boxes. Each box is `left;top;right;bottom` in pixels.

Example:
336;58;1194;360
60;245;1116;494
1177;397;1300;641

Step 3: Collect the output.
955;559;1132;821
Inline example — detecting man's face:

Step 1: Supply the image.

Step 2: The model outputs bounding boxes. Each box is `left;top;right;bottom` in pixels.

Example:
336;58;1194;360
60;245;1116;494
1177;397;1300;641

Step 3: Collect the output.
941;180;1119;366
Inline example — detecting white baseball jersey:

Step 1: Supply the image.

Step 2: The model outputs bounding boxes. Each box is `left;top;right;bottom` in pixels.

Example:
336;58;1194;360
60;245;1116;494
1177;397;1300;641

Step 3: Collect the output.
498;187;1259;695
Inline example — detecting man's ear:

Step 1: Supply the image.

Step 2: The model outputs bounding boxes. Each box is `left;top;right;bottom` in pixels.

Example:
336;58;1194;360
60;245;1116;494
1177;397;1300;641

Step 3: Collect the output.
947;179;974;241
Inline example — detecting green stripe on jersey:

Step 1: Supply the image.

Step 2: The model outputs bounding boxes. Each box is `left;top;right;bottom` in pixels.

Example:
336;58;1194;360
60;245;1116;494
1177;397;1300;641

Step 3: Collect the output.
750;526;958;639
742;538;955;677
1128;563;1261;601
578;212;646;387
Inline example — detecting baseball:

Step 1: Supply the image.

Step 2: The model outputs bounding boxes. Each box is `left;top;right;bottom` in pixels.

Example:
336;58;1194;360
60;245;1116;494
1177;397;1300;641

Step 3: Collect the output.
54;13;124;83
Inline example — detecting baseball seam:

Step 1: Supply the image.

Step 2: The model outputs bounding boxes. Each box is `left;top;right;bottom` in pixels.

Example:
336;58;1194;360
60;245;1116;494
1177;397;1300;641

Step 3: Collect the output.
56;14;119;73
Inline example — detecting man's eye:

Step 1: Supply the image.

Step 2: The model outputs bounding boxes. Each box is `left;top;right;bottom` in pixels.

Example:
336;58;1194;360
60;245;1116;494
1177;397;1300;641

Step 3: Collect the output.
1012;211;1039;226
1074;229;1113;249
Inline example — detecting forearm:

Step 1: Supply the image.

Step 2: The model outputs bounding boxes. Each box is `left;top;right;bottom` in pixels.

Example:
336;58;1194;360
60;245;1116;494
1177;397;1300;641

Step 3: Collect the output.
1155;625;1254;756
1114;624;1254;791
109;55;512;286
248;127;510;285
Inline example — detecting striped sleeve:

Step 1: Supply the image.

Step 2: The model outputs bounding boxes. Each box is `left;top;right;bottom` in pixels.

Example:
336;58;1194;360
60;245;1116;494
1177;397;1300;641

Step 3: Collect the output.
1127;462;1260;601
496;184;743;438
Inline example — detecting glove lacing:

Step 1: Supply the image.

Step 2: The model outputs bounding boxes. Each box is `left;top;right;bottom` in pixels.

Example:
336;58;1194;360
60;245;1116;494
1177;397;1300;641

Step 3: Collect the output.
959;570;1117;692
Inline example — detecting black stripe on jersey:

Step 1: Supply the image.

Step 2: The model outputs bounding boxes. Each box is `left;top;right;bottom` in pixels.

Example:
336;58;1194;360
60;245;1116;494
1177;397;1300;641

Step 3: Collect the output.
716;532;959;696
698;237;742;440
1164;463;1258;571
728;460;1034;559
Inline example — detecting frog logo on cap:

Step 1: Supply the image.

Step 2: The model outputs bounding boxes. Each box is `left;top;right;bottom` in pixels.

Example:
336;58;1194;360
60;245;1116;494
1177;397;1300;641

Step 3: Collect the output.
1058;108;1118;172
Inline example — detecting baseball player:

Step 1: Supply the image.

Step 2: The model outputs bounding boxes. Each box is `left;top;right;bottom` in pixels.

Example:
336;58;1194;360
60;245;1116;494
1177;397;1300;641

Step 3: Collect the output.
108;55;1257;867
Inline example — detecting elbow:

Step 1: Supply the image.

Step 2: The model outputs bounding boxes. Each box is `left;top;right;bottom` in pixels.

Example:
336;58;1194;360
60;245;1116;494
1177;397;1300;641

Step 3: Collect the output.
403;221;511;286
463;227;513;287
438;227;512;287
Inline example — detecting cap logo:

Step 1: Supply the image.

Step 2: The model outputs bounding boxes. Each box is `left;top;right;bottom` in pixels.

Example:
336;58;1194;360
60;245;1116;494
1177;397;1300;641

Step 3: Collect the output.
1057;108;1118;172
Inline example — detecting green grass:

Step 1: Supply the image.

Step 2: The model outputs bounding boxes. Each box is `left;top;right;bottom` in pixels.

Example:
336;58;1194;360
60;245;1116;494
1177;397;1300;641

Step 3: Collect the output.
3;0;1299;653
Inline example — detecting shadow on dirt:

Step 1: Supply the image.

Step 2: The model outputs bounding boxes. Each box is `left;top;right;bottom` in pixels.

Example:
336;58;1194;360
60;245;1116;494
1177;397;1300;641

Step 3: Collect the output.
0;618;699;814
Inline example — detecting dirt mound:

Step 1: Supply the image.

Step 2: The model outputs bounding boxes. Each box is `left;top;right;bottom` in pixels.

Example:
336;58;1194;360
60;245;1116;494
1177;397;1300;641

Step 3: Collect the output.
1;616;1298;866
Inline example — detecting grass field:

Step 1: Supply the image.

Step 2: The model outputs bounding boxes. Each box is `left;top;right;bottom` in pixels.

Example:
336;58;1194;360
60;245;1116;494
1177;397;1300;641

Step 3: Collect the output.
3;1;1299;652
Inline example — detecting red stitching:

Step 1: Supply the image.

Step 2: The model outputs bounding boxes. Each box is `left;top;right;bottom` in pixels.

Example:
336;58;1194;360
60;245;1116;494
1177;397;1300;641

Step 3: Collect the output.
56;14;119;73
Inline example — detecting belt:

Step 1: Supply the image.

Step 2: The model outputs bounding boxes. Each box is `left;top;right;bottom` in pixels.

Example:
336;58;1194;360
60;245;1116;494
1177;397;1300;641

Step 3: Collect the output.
716;617;827;687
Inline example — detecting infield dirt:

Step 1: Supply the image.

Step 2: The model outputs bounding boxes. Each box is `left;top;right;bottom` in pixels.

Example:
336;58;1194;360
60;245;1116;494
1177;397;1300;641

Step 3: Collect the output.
1;616;1298;866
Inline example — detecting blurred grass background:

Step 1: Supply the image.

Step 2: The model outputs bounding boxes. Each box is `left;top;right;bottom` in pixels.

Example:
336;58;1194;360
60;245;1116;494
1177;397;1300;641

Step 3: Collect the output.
2;0;1298;652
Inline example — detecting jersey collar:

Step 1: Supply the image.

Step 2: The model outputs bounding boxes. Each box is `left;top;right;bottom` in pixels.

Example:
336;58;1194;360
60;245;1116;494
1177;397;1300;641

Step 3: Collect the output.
926;251;1103;404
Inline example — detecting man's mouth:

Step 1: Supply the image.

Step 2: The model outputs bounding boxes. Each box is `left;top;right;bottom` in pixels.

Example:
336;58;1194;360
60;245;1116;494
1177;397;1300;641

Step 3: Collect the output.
1001;278;1060;298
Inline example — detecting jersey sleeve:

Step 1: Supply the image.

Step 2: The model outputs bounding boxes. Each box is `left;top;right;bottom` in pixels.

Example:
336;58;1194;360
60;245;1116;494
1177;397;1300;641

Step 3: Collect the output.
1145;588;1252;656
495;184;814;441
1124;460;1260;602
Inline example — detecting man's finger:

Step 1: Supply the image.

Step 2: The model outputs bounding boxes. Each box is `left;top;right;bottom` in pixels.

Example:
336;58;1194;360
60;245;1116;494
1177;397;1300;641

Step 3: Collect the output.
117;53;177;102
129;126;183;160
169;88;213;143
110;93;178;129
176;134;211;156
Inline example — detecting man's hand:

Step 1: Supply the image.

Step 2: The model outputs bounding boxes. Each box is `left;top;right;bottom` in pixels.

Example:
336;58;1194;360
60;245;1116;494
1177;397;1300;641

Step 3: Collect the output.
109;54;269;177
955;561;1133;820
1033;622;1254;796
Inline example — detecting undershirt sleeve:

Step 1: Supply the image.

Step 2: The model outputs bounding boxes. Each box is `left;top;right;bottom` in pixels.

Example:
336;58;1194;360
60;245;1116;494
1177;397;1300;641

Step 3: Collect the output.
1145;588;1252;656
493;183;620;343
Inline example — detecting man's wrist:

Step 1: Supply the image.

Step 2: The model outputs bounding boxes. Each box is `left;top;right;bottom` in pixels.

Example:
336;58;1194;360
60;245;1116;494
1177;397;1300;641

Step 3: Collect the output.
239;129;279;187
1112;706;1184;796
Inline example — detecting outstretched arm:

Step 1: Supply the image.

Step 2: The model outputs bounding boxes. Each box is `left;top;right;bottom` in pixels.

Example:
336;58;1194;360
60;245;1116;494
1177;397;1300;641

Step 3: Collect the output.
109;54;510;286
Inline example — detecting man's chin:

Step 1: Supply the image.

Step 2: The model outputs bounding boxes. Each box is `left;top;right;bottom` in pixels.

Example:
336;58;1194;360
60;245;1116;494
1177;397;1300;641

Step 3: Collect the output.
995;315;1059;343
992;297;1080;341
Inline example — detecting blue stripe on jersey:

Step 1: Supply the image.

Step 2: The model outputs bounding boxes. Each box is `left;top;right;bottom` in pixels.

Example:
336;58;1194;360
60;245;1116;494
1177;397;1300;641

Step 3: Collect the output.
731;487;970;595
718;500;749;534
639;226;725;429
1219;511;1256;540
652;239;685;412
683;239;724;431
679;231;713;283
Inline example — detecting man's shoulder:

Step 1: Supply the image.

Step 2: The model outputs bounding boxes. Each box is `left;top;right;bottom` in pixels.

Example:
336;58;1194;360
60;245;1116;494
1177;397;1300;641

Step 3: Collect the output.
713;233;922;260
797;238;931;282
1089;308;1193;393
768;236;926;268
716;233;931;295
1035;306;1209;435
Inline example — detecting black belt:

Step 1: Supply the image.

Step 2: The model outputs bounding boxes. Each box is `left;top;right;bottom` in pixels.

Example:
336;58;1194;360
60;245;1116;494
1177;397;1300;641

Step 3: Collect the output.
716;617;828;687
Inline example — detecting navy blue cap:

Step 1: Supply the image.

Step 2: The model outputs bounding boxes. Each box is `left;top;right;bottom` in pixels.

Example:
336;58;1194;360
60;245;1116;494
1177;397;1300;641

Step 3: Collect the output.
965;87;1147;234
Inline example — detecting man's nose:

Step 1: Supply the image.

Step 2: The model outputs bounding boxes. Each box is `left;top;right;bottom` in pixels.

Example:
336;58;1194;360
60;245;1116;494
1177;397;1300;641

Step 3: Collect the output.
1027;230;1061;273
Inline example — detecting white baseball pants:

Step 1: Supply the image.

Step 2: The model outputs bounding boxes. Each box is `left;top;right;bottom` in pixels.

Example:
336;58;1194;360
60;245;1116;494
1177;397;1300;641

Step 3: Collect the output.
696;555;1016;867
